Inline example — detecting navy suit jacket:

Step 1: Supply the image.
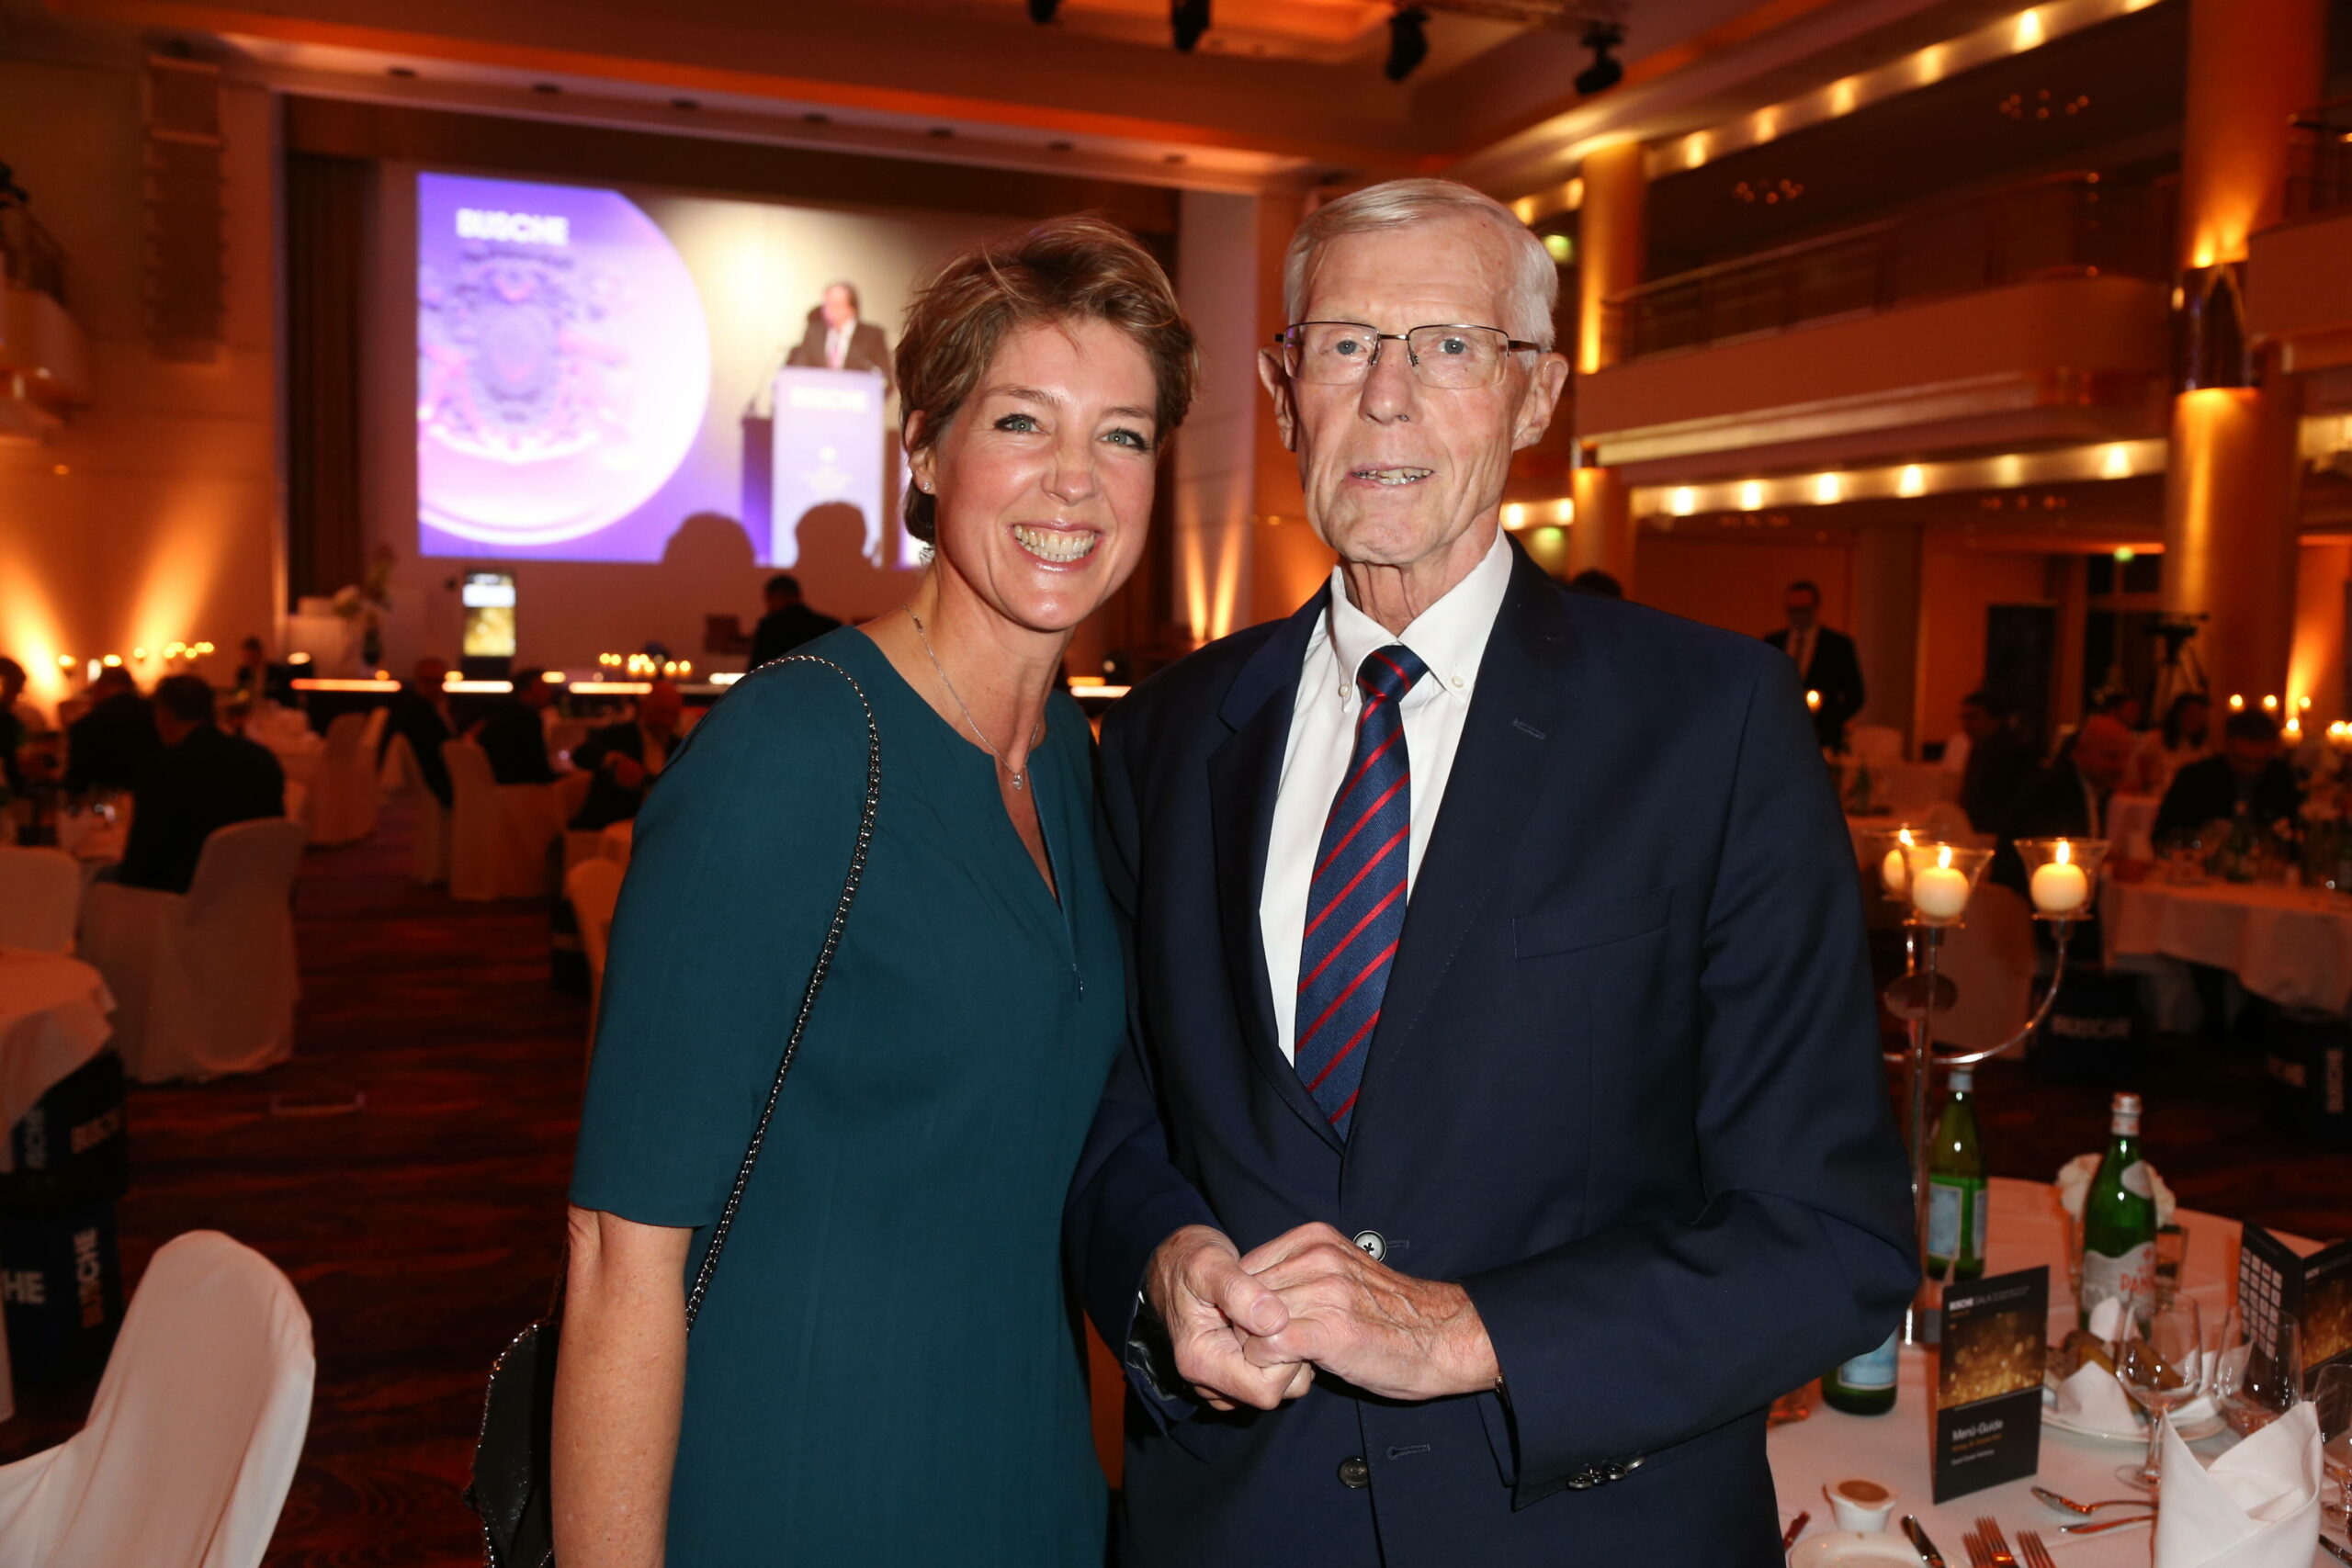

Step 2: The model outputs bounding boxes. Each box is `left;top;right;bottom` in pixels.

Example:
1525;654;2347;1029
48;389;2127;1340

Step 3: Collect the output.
1066;543;1916;1566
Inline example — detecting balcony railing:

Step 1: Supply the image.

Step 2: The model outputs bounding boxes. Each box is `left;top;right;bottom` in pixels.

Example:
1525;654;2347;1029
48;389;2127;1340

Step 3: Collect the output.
1603;172;2174;364
2286;98;2352;221
0;204;66;304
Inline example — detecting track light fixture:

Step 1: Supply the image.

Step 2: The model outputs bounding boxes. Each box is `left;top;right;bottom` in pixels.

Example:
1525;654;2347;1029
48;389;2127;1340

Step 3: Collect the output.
1171;0;1211;51
1385;6;1430;81
1575;20;1623;96
1027;0;1060;20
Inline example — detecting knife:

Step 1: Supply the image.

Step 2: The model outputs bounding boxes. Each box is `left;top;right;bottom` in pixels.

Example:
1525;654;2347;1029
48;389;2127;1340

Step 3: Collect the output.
2319;1535;2352;1566
1781;1510;1809;1551
1902;1514;1948;1568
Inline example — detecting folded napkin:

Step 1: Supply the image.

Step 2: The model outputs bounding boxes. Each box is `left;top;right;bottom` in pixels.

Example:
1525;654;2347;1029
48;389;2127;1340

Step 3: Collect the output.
2153;1401;2321;1568
2052;1360;2140;1430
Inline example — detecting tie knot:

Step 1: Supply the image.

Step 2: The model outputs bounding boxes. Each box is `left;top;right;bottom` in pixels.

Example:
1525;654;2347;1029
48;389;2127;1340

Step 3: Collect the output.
1356;644;1429;705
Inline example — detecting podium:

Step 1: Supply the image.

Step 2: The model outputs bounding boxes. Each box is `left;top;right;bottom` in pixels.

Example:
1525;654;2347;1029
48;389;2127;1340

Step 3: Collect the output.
741;366;889;567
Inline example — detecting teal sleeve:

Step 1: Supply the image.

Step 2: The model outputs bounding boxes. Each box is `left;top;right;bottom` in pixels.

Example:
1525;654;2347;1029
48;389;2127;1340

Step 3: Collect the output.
569;660;868;1228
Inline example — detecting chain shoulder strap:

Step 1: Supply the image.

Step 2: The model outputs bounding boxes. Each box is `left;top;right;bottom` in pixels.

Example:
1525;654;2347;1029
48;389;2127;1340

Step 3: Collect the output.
681;654;881;1328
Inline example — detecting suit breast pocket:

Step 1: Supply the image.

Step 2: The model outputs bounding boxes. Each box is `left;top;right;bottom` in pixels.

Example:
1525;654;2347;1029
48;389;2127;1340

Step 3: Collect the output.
1510;886;1674;960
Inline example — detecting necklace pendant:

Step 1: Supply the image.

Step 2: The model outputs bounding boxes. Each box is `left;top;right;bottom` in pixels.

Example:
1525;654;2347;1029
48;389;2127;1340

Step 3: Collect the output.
1012;772;1027;791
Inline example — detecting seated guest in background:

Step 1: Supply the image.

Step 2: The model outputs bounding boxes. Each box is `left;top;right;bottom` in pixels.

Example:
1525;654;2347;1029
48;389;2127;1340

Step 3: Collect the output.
0;655;31;793
1954;689;2038;831
476;668;559;784
117;674;285;895
746;573;843;671
231;635;288;705
1565;567;1623;598
1764;579;1863;750
1994;711;2134;895
2138;692;2212;795
569;679;684;830
65;666;162;794
2154;709;2301;843
382;656;458;808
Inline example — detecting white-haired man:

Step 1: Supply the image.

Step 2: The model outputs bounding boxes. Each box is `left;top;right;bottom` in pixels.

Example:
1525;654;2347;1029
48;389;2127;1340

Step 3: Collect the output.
1065;178;1915;1564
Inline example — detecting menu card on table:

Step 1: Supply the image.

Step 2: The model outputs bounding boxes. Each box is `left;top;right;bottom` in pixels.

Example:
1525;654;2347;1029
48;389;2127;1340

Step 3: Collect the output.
2240;1223;2352;1378
1932;1266;2048;1503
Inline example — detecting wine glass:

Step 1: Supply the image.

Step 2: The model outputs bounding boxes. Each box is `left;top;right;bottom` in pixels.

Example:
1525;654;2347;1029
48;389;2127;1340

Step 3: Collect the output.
2312;1363;2351;1532
2214;1303;2300;1437
2113;1294;2203;1491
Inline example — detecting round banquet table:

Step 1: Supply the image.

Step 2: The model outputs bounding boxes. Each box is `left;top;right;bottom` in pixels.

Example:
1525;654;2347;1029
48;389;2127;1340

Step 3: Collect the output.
2105;879;2352;1016
0;949;116;1176
1769;1176;2319;1562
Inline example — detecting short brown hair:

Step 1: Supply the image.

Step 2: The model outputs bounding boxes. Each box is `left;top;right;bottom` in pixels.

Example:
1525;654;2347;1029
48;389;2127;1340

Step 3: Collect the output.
896;215;1196;546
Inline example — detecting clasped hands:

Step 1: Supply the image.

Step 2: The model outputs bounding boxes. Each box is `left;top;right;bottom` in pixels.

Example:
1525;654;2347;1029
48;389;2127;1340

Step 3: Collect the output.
1144;1223;1498;1411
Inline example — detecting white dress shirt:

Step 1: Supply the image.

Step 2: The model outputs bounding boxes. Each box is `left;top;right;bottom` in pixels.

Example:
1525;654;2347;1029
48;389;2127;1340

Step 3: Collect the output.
1786;624;1815;680
1260;530;1514;1066
826;323;851;369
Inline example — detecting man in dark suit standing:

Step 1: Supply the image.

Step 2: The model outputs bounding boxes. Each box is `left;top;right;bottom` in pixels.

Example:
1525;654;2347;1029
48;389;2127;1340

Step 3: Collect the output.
118;674;284;895
65;667;162;794
745;574;842;672
1764;581;1864;750
2154;709;2301;842
1065;180;1915;1567
569;680;684;831
476;668;559;785
784;282;893;394
381;656;458;807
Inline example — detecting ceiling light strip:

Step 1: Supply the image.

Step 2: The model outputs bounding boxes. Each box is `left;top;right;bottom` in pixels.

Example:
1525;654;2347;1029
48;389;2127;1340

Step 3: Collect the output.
1633;437;2166;518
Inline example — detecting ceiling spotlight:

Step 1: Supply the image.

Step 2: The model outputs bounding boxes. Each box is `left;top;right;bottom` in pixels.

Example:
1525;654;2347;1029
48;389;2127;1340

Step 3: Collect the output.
1385;6;1430;82
1027;0;1060;19
1575;21;1624;97
1172;0;1211;51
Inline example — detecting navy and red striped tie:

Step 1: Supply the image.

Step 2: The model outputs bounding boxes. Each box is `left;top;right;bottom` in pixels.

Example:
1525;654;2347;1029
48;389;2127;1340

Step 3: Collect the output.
1295;644;1427;1138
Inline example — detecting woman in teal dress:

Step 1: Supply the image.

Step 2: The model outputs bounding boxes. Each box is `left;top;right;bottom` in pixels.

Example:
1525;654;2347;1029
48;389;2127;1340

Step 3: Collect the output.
552;218;1196;1567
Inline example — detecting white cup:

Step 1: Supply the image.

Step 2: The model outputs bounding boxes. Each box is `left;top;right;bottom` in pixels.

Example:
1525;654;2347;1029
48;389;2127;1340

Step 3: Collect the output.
1825;1477;1898;1532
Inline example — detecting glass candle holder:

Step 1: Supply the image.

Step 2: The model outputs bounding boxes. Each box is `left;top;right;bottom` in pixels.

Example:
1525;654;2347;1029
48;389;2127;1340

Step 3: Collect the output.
2015;837;2109;919
1900;840;1995;926
1866;825;1924;903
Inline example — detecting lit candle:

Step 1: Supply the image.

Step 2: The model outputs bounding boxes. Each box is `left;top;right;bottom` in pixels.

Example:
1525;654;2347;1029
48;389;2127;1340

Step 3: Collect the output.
1881;829;1914;896
2030;840;2090;915
1806;689;1823;713
1910;845;1971;919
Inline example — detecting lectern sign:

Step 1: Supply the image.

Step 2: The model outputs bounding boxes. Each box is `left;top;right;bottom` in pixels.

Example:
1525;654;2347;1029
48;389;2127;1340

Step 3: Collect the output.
765;367;888;570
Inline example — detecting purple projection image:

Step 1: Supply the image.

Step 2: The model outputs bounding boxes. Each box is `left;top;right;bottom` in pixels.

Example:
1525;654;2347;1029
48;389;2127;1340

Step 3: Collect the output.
417;173;712;560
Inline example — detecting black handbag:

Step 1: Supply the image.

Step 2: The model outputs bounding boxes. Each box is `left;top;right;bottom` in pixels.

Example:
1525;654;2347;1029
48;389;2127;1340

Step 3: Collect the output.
464;656;882;1568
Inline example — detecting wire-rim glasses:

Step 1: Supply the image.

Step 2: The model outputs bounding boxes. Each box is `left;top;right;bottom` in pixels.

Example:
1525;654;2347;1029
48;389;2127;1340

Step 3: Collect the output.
1274;321;1543;389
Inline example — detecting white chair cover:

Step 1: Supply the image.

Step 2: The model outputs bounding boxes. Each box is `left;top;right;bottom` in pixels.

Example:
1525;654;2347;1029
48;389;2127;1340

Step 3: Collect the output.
0;1230;313;1568
301;712;378;847
78;818;306;1084
444;740;563;902
0;847;82;952
1849;725;1905;765
566;856;625;1042
380;733;450;886
1931;881;2037;1055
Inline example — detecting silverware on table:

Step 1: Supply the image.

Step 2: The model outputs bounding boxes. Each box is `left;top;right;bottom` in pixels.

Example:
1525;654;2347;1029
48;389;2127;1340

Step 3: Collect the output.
2318;1535;2352;1566
1960;1529;1991;1567
2058;1512;2154;1535
1903;1514;1950;1568
1781;1510;1809;1551
2013;1529;2058;1568
2030;1485;2153;1515
1974;1516;2018;1567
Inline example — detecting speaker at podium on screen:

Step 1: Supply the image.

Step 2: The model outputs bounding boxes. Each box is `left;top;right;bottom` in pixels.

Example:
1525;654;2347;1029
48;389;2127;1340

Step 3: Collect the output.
741;366;890;570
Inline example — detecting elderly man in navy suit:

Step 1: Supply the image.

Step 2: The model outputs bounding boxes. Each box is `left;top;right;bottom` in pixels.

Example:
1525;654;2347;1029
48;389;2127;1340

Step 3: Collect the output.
1065;179;1916;1566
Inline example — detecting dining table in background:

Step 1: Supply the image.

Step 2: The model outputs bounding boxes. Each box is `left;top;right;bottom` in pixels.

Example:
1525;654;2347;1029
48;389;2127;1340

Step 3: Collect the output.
2105;878;2352;1019
1769;1176;2321;1563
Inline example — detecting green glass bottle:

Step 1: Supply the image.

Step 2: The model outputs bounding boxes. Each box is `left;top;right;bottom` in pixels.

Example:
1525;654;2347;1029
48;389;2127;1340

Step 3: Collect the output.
1927;1066;1987;1283
2078;1091;2157;1330
1821;1329;1900;1416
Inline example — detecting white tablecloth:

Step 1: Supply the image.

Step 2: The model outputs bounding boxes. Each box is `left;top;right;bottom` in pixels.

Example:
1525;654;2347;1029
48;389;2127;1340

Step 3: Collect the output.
0;949;114;1175
1769;1176;2315;1562
2105;880;2352;1016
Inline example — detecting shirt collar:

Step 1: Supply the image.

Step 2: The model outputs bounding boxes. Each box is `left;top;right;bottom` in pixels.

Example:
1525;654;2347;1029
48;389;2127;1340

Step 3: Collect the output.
1319;529;1513;707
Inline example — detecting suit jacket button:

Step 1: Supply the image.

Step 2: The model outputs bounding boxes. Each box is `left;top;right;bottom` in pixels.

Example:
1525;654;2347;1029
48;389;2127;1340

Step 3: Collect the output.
1337;1456;1372;1489
1351;1230;1386;1262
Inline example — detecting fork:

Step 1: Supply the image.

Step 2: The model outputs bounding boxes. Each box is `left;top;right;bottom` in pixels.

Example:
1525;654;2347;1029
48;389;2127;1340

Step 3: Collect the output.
2016;1529;2059;1568
1975;1517;2019;1568
1961;1529;1993;1567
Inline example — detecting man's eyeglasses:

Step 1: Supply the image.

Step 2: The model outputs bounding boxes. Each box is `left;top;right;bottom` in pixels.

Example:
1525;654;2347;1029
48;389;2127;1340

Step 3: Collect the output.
1273;321;1544;389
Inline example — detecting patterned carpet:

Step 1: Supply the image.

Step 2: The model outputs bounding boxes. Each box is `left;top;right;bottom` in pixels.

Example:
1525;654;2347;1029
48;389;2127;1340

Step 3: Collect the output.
0;807;2346;1566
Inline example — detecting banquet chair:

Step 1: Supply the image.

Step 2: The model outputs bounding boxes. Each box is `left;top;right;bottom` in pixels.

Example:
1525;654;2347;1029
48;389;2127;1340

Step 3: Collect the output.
300;711;379;846
567;857;625;1043
0;1230;313;1568
1929;882;2036;1055
0;846;82;952
381;732;451;885
78;818;306;1083
444;740;564;902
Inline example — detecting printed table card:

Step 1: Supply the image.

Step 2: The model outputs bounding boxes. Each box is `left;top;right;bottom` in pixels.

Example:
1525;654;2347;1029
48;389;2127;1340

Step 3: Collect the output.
1933;1266;2048;1502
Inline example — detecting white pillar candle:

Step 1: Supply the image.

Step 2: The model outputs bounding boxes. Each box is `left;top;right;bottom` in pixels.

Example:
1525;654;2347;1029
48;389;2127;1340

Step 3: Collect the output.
1881;848;1910;896
1911;864;1971;920
2030;860;2089;914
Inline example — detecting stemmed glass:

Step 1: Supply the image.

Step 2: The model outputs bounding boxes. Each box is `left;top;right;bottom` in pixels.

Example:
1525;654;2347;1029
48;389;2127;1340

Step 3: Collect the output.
2112;1294;2204;1491
2214;1304;2300;1437
2313;1363;2351;1533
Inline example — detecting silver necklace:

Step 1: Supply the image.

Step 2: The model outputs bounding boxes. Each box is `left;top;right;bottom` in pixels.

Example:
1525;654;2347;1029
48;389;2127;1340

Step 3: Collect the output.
906;606;1041;791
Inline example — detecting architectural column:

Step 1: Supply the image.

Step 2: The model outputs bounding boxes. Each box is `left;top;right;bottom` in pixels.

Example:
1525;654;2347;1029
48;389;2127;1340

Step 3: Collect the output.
1851;524;1924;751
1566;139;1645;592
2160;0;2325;705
